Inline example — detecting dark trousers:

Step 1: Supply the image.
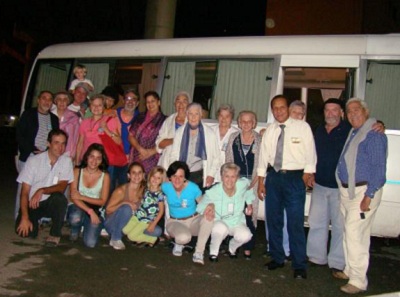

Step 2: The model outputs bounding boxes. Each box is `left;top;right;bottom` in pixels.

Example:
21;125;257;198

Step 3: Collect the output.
265;170;307;270
108;165;128;196
15;192;68;238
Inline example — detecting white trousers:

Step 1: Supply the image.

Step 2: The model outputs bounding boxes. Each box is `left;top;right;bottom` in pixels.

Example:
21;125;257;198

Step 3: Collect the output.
209;220;252;256
340;185;382;291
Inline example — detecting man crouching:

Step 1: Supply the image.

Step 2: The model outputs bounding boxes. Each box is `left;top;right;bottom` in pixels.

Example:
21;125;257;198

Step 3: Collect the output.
15;129;74;247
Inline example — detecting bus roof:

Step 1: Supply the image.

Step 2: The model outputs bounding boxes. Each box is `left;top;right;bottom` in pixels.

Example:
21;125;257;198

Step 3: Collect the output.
37;34;400;59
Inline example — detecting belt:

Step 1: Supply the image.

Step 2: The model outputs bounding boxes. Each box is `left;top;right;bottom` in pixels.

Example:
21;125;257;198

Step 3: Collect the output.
170;213;198;220
267;165;303;174
341;181;367;188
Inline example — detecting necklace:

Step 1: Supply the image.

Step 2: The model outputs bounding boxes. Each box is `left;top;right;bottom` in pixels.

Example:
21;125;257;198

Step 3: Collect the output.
89;116;103;132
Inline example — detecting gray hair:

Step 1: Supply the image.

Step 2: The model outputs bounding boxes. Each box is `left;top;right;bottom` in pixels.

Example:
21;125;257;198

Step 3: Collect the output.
346;97;368;111
54;91;73;104
124;88;140;99
289;100;306;112
175;91;192;103
215;104;235;119
187;102;203;115
237;110;257;129
220;162;240;177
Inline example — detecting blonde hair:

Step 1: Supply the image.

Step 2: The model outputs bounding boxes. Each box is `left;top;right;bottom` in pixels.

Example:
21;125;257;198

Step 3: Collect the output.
147;166;167;189
73;64;87;76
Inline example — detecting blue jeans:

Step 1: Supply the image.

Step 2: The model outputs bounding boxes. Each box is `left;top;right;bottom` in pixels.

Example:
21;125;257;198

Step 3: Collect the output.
68;204;103;248
104;204;133;241
307;183;345;270
144;225;163;237
265;170;307;270
107;165;128;196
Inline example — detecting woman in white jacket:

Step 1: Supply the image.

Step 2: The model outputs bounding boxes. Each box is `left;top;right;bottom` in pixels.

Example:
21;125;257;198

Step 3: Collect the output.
155;91;190;170
168;103;220;192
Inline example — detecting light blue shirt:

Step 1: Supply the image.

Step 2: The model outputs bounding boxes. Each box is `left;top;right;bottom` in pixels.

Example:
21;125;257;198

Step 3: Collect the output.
197;178;255;227
161;181;201;218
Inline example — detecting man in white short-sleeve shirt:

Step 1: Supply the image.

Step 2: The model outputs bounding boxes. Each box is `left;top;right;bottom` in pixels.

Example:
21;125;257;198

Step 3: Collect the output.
15;129;74;247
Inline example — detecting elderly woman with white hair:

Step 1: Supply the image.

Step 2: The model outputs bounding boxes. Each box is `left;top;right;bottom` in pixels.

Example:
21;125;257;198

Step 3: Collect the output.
209;104;239;182
156;91;191;170
225;110;261;259
52;91;80;159
197;162;254;262
169;102;220;192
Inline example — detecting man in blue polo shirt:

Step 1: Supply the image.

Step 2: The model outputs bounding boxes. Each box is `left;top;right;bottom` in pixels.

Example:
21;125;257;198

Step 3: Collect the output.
306;98;350;278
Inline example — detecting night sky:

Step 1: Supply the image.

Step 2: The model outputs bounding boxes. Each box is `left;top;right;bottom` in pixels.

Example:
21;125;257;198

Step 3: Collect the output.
0;0;266;114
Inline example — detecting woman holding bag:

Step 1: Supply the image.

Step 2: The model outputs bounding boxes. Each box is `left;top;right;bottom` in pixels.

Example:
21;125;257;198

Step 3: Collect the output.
75;94;127;194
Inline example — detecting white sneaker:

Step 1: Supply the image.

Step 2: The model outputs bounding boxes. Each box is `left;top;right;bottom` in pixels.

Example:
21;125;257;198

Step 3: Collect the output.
110;240;126;250
172;243;184;256
100;228;109;237
192;252;204;265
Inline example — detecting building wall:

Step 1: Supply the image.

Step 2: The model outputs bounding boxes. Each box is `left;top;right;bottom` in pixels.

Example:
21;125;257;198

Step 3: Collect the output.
265;0;363;35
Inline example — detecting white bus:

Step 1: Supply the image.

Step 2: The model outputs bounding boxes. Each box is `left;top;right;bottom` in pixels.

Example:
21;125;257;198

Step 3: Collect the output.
22;34;400;238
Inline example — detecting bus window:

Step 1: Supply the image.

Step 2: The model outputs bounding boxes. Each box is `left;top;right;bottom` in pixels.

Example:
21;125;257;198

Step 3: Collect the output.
193;61;217;119
161;61;196;115
26;59;73;110
283;67;347;131
365;61;400;130
210;59;274;121
161;59;274;119
25;58;162;113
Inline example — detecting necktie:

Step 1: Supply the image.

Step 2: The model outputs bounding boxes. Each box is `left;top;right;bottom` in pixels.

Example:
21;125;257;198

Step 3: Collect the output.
274;124;285;172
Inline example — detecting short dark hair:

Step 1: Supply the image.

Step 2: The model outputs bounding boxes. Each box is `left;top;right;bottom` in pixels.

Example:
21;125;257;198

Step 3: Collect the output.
270;94;288;108
166;161;190;180
101;86;119;107
47;129;68;144
80;143;108;171
144;90;160;101
38;90;54;99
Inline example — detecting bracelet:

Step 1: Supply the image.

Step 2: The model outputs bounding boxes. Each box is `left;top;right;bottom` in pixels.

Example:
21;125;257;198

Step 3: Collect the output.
87;208;94;215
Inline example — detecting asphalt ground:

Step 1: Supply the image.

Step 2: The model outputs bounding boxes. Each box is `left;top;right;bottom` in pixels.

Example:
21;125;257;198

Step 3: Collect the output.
1;129;400;297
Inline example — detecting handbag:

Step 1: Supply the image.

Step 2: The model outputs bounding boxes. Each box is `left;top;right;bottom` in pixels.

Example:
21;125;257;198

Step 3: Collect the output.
98;117;128;167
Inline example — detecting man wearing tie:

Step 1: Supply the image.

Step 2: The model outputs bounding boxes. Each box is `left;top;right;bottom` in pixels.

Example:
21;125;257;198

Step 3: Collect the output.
257;95;316;279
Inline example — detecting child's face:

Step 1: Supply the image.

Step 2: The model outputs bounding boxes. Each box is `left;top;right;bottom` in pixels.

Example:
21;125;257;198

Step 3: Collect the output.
105;97;115;109
75;68;85;80
149;172;163;189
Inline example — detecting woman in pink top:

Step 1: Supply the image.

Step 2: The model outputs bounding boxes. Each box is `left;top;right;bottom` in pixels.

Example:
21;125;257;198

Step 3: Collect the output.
75;94;122;166
52;91;80;159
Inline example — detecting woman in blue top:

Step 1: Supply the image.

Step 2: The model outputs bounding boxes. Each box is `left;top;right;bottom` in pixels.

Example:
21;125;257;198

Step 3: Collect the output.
69;143;110;248
162;161;214;265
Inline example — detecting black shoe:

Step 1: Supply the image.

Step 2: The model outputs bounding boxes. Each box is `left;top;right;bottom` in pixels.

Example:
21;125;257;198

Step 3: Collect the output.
285;254;292;262
209;255;218;262
294;269;307;279
265;260;284;270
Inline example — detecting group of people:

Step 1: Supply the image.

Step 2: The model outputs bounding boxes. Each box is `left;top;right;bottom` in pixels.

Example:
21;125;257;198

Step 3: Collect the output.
15;81;387;294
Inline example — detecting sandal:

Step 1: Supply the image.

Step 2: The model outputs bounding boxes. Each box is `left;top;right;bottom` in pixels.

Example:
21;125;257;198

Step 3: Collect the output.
45;236;60;247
